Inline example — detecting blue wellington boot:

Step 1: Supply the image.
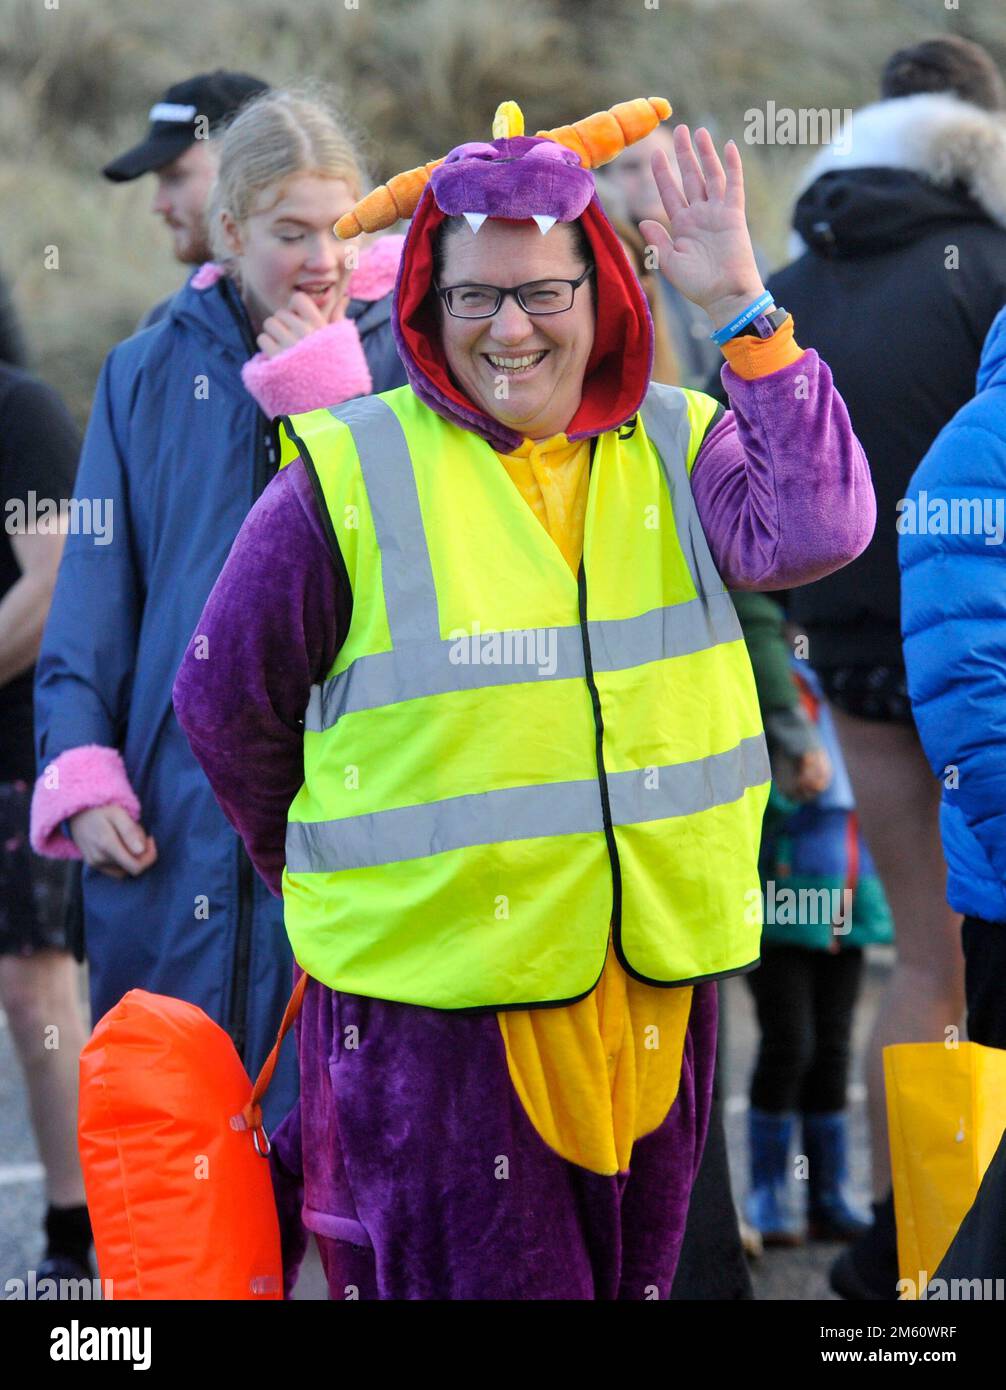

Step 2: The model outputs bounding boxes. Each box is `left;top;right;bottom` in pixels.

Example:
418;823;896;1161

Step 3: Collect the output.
744;1108;804;1246
803;1110;872;1242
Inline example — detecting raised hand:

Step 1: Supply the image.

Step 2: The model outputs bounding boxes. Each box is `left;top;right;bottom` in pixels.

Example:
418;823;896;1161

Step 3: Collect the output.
639;125;768;334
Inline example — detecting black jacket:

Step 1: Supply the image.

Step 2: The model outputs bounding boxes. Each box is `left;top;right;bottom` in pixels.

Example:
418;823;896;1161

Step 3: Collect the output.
712;95;1006;668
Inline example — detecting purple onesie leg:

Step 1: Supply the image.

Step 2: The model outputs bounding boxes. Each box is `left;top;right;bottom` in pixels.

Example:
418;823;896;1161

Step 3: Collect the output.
272;978;716;1300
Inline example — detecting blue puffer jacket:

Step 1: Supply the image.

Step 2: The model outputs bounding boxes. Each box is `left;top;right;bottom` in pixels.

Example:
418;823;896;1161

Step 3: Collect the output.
34;272;405;1126
900;304;1006;925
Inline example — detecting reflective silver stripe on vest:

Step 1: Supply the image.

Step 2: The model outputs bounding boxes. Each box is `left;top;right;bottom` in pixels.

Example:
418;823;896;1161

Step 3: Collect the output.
305;390;741;730
607;733;770;827
286;734;769;873
306;590;742;727
307;627;587;729
328;397;440;643
287;777;603;872
639;383;733;604
585;591;740;679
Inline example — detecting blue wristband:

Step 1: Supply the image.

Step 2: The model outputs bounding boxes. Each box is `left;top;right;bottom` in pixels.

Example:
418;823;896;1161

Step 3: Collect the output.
710;291;775;346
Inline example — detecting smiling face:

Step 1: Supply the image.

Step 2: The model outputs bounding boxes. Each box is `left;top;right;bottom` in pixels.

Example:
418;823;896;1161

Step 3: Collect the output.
220;172;358;331
437;218;595;441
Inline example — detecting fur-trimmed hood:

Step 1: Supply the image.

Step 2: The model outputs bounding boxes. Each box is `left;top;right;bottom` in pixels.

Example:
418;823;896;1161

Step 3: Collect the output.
790;93;1006;256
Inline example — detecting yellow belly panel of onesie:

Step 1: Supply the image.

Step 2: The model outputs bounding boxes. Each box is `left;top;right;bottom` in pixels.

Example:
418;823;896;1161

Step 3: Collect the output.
493;432;693;1177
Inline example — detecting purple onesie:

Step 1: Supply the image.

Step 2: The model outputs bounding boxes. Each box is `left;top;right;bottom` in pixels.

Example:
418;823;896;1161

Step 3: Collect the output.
173;348;873;1299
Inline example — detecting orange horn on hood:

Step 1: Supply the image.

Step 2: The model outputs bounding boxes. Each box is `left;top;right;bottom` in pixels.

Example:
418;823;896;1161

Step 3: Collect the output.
536;97;672;169
335;159;445;240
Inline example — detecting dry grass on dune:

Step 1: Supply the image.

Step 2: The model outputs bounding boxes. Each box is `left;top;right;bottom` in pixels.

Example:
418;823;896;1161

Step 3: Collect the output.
3;0;1004;422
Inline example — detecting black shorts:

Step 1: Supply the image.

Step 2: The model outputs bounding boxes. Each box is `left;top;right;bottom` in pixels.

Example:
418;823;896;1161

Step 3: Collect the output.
962;917;1006;1050
0;779;72;958
815;664;915;726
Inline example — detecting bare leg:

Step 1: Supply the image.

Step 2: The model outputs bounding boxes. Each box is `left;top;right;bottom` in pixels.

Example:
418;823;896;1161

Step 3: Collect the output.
827;708;963;1195
0;949;88;1206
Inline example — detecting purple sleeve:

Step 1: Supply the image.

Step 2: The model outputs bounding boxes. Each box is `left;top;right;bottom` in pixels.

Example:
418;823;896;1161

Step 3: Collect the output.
690;350;876;590
172;459;344;896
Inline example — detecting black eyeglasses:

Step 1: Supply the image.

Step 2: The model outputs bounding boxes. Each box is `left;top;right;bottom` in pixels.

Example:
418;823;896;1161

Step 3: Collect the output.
434;266;594;319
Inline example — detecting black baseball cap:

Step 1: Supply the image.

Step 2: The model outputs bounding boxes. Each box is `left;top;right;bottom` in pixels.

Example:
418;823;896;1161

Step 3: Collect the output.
102;70;270;182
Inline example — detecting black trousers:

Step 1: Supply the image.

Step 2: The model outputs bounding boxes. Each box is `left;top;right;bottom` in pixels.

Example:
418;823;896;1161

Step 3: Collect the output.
671;986;753;1300
962;916;1006;1049
746;943;864;1114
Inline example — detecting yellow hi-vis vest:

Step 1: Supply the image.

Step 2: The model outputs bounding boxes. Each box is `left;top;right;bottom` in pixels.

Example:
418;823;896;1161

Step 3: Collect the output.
278;382;769;1011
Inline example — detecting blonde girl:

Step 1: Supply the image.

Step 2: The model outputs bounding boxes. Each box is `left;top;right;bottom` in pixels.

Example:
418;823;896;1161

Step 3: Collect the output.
31;88;406;1138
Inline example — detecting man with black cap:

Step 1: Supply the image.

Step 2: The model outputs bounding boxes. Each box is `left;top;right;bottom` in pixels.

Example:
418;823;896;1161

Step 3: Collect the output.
104;70;268;325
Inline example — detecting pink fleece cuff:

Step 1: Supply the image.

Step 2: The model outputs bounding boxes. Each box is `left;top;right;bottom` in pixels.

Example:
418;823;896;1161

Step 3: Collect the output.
30;745;142;859
241;320;373;418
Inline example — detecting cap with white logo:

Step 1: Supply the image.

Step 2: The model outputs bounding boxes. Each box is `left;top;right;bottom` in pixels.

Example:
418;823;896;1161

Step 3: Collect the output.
102;70;269;183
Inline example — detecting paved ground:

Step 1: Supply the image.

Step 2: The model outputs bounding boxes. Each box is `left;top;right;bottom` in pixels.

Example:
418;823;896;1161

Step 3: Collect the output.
721;952;891;1300
1;952;892;1301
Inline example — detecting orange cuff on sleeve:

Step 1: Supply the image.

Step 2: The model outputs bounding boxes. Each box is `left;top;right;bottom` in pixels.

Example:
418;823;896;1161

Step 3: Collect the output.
719;314;804;381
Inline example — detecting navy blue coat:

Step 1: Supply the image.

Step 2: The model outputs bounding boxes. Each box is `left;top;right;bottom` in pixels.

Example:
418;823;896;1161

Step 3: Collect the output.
900;305;1006;925
35;274;405;1126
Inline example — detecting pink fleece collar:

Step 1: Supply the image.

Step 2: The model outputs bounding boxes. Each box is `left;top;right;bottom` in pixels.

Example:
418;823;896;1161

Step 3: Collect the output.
190;261;227;290
347;235;404;301
188;235;404;302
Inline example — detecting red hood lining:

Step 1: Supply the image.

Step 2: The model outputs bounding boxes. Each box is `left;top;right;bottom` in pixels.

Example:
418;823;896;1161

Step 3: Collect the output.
397;192;654;442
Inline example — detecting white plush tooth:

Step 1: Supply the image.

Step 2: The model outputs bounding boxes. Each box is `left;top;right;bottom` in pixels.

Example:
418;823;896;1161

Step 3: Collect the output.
462;212;488;235
532;215;557;235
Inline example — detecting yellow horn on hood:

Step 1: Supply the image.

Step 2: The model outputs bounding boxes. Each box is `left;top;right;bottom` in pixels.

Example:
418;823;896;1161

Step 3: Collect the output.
335;101;523;239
